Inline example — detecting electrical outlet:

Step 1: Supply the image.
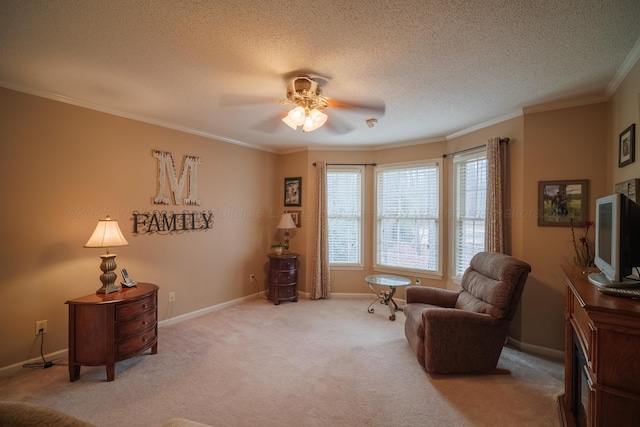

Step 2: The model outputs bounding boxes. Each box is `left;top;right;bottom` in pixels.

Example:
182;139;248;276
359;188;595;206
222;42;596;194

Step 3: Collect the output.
168;292;176;303
249;274;255;283
35;320;47;335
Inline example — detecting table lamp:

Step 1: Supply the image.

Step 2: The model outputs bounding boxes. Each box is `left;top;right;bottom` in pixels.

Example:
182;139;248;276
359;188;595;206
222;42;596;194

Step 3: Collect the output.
276;213;297;254
84;215;129;294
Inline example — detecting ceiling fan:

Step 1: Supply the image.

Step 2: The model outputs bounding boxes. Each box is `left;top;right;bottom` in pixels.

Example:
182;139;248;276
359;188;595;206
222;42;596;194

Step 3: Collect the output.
219;71;385;135
281;76;329;132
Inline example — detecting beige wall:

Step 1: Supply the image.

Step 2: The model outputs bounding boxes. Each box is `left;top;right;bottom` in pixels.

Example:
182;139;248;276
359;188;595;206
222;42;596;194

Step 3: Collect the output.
274;150;310;292
521;103;607;350
2;57;638;369
0;88;279;368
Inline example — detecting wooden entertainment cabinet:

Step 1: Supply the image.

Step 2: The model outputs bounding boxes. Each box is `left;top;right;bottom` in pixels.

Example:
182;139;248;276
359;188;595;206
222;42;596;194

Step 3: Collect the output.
559;265;640;426
66;282;158;382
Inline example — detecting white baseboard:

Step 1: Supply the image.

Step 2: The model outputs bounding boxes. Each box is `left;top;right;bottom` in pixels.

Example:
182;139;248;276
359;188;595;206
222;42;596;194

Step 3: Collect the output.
158;291;265;327
0;293;261;379
1;292;563;378
506;336;564;360
0;349;69;379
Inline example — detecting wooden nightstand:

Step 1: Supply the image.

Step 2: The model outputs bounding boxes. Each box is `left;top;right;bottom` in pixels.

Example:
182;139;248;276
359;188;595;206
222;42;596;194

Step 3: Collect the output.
66;282;158;382
267;253;298;305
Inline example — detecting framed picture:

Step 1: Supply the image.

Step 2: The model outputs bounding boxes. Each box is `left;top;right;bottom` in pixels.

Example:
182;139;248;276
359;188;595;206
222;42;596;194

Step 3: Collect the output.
538;180;589;227
284;210;301;228
619;124;636;167
284;177;302;207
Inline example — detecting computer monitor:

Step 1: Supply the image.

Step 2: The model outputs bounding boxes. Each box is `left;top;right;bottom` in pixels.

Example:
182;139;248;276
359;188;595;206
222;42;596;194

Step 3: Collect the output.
589;193;640;287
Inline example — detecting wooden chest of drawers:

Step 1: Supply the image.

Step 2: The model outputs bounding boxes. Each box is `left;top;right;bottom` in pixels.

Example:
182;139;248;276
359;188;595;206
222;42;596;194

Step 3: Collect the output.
267;253;298;305
66;282;158;382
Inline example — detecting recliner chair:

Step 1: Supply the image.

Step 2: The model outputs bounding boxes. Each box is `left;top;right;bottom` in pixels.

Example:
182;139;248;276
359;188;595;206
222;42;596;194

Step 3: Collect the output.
403;251;531;374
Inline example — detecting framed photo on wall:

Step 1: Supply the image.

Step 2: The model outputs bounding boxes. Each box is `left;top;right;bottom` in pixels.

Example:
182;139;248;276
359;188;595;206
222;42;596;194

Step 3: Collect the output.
284;177;302;207
619;123;636;167
284;210;301;228
538;180;589;227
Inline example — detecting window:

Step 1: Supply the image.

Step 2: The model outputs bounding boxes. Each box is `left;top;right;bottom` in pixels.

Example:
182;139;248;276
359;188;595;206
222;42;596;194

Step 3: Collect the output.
375;161;440;274
454;150;487;277
327;167;363;266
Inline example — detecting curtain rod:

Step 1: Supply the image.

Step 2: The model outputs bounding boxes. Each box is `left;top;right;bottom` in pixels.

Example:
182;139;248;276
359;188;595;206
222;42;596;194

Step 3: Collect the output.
312;162;377;166
442;138;510;158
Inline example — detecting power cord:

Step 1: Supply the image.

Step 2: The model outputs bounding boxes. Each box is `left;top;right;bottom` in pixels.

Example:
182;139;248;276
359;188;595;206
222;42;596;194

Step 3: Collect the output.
250;275;261;299
22;327;53;369
250;275;269;300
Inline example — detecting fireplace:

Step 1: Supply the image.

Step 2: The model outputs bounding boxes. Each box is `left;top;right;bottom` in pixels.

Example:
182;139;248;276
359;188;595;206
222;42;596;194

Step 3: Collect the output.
570;331;589;426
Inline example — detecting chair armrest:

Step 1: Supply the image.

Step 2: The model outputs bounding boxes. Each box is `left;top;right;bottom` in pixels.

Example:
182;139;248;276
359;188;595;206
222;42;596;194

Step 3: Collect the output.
422;308;503;329
405;286;459;307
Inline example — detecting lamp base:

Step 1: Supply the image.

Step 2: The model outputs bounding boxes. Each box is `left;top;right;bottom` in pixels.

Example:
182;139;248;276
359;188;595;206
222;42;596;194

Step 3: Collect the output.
283;230;291;254
96;281;120;294
96;253;121;294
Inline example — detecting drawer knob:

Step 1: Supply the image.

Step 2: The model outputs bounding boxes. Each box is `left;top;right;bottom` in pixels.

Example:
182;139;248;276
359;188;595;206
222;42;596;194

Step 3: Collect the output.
143;304;148;309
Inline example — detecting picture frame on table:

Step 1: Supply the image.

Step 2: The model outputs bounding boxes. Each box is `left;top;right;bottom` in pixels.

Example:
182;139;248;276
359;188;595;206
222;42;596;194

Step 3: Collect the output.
538;180;588;227
284;177;302;207
619;123;635;167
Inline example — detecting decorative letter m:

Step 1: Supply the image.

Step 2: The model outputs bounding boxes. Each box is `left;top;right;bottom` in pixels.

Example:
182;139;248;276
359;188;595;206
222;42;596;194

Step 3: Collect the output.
153;150;201;205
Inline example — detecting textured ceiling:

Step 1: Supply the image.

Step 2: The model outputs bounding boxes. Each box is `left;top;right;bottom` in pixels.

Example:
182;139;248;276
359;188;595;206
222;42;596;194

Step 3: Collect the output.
1;1;640;152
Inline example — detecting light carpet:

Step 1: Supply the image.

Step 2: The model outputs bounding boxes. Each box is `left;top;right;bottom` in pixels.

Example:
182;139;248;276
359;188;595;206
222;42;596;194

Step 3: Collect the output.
0;297;564;426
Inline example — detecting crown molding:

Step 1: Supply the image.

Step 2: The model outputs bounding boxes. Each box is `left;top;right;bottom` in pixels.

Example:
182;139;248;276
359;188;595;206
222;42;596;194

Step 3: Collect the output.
522;93;608;115
372;135;446;150
0;81;279;154
446;109;523;140
5;32;640;155
607;36;640;96
277;146;311;155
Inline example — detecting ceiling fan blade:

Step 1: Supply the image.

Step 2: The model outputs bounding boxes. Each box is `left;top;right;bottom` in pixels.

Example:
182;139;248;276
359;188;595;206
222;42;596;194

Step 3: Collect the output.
218;93;280;108
324;113;355;135
326;98;386;115
249;112;286;134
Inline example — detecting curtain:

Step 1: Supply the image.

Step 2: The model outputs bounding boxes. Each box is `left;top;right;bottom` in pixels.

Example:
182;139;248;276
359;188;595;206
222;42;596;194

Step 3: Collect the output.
485;137;507;253
311;161;331;299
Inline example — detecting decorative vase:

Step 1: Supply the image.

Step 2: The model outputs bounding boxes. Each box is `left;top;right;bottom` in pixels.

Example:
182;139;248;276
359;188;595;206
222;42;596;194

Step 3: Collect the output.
274;247;283;255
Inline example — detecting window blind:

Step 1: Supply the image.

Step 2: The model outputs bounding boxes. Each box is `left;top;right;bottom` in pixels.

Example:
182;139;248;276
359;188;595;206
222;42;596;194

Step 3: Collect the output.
454;151;487;277
375;163;439;272
327;168;362;265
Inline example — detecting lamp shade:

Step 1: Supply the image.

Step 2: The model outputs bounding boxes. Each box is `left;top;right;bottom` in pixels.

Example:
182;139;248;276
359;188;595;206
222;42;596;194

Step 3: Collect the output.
84;216;129;248
277;213;297;230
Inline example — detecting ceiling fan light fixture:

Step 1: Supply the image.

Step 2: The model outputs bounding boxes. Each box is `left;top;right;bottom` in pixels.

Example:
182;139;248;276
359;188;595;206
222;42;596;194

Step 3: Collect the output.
287;105;306;126
281;75;331;132
283;105;306;129
302;108;327;132
282;114;298;130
